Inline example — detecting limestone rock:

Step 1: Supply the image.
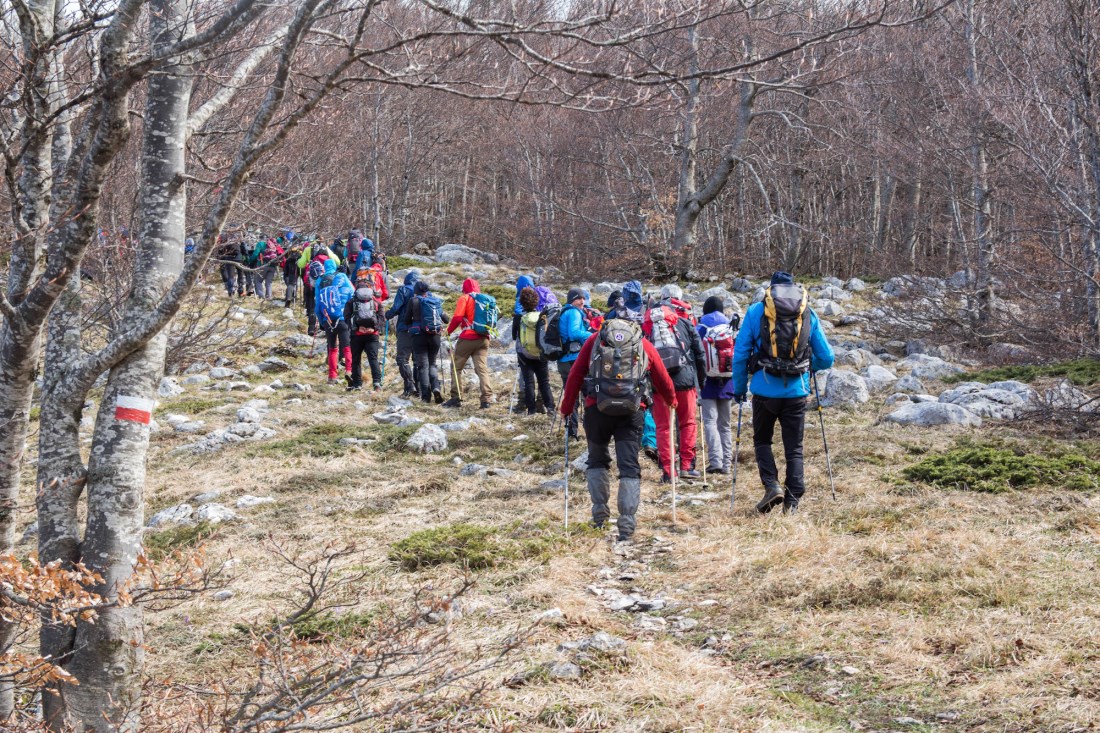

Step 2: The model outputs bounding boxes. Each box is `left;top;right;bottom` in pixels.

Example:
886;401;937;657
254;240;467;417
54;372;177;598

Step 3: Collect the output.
195;503;238;524
859;365;898;394
406;424;448;453
158;377;184;398
884;402;982;427
147;503;194;528
820;370;870;407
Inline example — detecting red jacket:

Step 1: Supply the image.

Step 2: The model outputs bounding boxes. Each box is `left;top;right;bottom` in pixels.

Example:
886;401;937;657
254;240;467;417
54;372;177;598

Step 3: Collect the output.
447;278;485;341
559;332;677;416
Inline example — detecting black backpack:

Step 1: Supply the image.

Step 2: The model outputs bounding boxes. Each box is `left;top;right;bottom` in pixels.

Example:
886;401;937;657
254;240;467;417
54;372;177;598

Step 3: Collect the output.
750;283;812;377
585;319;649;416
351;287;378;331
537;304;565;361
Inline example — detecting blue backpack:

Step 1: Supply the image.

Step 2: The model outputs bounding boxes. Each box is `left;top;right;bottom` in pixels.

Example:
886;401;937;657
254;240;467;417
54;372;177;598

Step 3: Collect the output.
471;293;499;337
409;295;444;336
317;280;345;324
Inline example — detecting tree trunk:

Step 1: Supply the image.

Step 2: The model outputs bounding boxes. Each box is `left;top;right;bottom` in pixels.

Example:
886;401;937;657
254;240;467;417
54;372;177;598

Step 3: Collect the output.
965;0;996;340
62;1;192;728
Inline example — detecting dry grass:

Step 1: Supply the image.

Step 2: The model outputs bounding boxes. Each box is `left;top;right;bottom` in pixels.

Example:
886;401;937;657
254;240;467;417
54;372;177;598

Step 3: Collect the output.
18;292;1100;732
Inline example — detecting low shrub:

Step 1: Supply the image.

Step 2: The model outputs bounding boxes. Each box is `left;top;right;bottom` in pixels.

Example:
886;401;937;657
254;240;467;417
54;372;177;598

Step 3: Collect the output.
144;522;217;560
902;439;1100;492
389;523;503;570
945;358;1100;386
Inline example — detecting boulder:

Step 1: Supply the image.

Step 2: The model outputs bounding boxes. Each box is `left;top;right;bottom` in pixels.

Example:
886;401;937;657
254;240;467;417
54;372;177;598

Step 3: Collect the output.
434;243;498;265
195;503;238;524
987;343;1035;364
147;503;194;528
1043;380;1094;410
256;356;291;373
846;278;867;291
860;365;898;394
896;354;965;381
592;282;616;296
158;377;184;398
487;352;518;371
208;367;238;379
894;374;925;394
814;299;846;318
406;424;448;454
819;370;870;407
818;285;852;302
821;276;844;288
183;374;210;385
730;277;755;293
884;402;982;427
235;495;275;508
236;406;262;423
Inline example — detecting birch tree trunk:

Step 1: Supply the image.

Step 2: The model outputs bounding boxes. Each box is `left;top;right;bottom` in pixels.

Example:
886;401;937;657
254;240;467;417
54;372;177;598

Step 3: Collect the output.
62;1;192;728
965;0;996;339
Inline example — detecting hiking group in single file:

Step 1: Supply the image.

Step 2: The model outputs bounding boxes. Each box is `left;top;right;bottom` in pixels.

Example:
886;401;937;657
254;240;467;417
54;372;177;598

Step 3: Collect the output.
214;229;836;541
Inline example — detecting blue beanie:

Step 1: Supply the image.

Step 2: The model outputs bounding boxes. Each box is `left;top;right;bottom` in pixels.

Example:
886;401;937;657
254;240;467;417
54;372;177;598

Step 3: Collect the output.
770;271;794;285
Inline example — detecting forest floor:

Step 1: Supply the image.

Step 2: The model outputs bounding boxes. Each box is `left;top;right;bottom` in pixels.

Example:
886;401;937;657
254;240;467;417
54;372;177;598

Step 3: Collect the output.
15;278;1100;733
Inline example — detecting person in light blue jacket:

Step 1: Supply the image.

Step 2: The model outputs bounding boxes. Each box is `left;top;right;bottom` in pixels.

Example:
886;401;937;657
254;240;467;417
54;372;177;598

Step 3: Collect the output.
557;288;595;439
731;271;834;515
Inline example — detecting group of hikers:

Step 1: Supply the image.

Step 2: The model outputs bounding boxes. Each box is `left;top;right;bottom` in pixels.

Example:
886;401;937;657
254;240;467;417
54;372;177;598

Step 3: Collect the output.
211;229;835;542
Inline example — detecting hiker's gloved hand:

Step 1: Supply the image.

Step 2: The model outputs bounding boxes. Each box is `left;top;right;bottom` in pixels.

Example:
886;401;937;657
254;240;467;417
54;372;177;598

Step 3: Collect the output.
733;393;747;404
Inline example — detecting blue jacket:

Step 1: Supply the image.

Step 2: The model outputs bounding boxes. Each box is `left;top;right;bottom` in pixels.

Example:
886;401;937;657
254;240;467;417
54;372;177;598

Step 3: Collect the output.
558;304;592;364
697;311;737;400
732;301;834;398
623;280;644;315
385;271;419;332
514;275;534;315
314;259;354;324
353;239;376;274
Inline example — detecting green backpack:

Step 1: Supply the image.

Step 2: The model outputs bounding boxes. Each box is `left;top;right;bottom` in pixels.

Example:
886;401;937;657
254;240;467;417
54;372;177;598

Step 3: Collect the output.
518;311;543;359
471;292;499;337
586;319;649;416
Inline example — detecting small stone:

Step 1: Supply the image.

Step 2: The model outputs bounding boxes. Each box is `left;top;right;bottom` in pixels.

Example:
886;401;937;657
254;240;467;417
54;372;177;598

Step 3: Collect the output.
208;367;238;379
406;424;448;454
512;434;528;441
158;377;184;398
236;406;262;423
547;661;582;680
257;357;291;372
841;665;860;676
290;383;311;392
192;490;221;503
147;503;194;528
610;596;637;612
195;503;238;524
235;495;275;508
387;396;414;409
212;590;234;602
935;712;960;722
894;717;923;726
183;374;210;385
534;608;565;623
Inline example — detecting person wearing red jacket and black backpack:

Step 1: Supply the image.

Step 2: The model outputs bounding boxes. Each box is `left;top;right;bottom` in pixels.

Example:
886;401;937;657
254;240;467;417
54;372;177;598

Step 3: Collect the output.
559;310;677;542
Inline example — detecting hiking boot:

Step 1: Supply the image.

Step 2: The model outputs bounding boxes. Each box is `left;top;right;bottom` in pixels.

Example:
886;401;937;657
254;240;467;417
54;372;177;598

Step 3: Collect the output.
756;485;784;514
660;472;672;485
401;389;414;399
707;466;727;475
644;447;660;465
480;400;492;409
307;327;316;337
782;503;798;516
346;385;362;392
615;532;633;543
345;374;354;388
441;398;462;408
433;390;443;404
327;377;340;386
679;469;701;481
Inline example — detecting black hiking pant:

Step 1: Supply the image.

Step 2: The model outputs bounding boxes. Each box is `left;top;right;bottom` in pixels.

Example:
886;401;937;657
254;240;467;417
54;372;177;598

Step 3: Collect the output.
221;262;242;296
395;330;418;394
583;408;643;479
752;395;807;508
412;332;442;400
303;283;316;334
518;354;553;415
350;331;381;388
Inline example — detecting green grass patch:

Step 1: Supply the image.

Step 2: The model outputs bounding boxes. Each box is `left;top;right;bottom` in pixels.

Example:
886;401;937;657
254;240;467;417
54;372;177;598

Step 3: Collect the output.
144;522;217;561
945;358;1100;386
902;439;1100;493
250;422;361;458
385;254;434;271
389;521;567;572
165;397;223;415
290;610;378;641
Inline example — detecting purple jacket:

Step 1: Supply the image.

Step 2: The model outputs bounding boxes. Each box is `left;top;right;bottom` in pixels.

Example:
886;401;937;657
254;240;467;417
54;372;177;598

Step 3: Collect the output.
697;311;737;400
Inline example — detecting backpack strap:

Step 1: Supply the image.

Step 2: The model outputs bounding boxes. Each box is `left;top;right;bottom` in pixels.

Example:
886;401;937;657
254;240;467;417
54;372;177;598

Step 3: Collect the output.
790;290;809;358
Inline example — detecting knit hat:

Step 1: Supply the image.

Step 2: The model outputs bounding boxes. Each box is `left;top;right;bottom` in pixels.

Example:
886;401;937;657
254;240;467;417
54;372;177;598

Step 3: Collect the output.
607;290;624;309
770;271;794;285
703;296;724;315
414;280;429;295
566;288;585;304
660;284;683;300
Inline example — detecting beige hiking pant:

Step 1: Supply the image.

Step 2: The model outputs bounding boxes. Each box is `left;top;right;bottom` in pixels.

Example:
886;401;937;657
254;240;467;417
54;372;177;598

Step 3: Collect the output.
450;336;494;402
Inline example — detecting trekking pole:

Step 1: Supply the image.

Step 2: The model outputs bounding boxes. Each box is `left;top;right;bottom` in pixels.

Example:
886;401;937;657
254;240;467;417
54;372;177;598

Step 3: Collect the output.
450;337;463;399
563;425;570;532
668;402;677;525
811;372;837;501
699;398;708;489
731;401;744;511
509;365;519;415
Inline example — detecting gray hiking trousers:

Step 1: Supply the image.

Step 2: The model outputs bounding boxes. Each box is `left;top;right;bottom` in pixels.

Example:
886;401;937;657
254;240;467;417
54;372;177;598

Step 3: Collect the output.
700;398;733;471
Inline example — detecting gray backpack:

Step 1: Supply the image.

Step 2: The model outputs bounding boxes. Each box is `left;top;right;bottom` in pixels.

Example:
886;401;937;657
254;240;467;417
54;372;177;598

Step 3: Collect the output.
586;319;649;416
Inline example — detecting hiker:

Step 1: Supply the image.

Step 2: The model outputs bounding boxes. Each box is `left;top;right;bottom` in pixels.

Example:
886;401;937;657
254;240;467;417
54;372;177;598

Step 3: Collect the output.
314;259;355;385
386;270;421;398
559;309;677;541
644;284;706;482
215;235;243;297
344;274;385;391
239;239;256;296
511;274;536;407
557;288;596;437
283;237;303;307
298;240;340;336
330;237;347;272
406;280;449;403
353;237;377;277
515;286;554;415
250;237;283;300
732;271;835;514
697;296;740;474
443;278;497;409
346;229;363;269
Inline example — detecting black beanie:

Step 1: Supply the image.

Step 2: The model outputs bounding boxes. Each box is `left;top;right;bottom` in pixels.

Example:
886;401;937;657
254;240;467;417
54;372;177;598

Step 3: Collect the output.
703;296;724;314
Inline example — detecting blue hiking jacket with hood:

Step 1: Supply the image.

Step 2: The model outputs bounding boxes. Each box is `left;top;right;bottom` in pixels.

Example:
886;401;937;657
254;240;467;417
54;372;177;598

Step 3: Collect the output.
623;280;644;315
731;300;835;399
353;238;376;274
514;275;534;315
314;259;354;324
386;271;420;332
